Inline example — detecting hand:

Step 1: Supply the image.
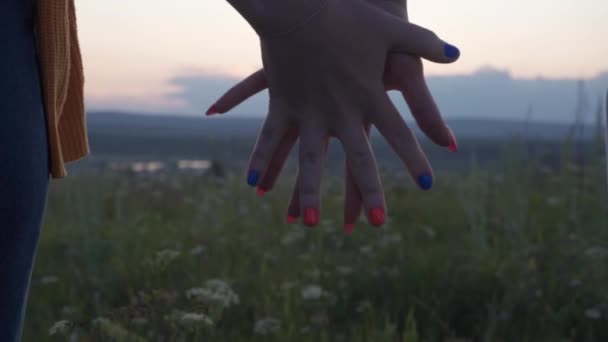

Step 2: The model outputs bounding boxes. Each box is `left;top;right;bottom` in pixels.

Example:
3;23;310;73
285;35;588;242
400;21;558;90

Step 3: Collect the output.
212;0;460;230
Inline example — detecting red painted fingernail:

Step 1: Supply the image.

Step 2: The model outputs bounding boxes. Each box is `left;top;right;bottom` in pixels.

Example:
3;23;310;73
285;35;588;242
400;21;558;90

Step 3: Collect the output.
368;208;385;226
256;187;265;197
206;105;219;116
344;224;355;235
303;208;319;227
447;128;458;153
287;215;297;224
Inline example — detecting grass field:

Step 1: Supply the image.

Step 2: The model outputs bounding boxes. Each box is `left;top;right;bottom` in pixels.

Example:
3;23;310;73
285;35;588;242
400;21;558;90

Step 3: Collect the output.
23;137;608;341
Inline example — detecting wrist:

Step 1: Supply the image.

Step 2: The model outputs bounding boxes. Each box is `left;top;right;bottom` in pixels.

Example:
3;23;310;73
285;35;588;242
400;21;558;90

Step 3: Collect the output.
227;0;327;38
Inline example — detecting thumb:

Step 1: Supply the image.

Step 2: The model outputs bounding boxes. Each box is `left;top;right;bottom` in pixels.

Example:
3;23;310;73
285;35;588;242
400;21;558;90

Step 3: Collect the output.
384;20;460;64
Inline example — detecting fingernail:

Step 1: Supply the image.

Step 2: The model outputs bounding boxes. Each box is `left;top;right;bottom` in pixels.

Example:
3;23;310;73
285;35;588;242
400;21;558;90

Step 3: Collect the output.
444;43;460;59
447;128;458;153
368;208;385;226
344;223;356;235
287;215;297;224
303;208;319;227
418;174;433;191
256;187;266;197
206;105;219;116
247;170;260;186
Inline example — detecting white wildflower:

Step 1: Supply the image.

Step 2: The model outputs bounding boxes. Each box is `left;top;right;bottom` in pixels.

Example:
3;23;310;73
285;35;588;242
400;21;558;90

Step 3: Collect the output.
356;300;373;313
254;317;281;335
189;245;206;256
585;308;602;320
280;281;299;291
378;233;402;246
585;246;608;258
545;197;561;207
569;278;582;288
92;317;146;342
310;312;329;326
238;203;250;217
157;249;180;260
301;285;323;301
62;306;76;315
186;279;240;308
306;268;321;279
180;312;214;326
420;226;437;239
281;230;305;246
41;276;59;285
300;326;312;334
49;320;73;336
337;266;353;276
132;317;148;326
360;245;374;256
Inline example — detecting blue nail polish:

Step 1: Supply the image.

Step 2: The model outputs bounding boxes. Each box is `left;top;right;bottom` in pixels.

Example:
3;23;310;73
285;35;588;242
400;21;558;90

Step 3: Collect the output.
444;44;460;59
247;170;260;186
418;174;433;190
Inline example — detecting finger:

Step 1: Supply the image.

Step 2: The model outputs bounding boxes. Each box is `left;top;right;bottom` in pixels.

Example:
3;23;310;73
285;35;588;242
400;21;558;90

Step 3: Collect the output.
383;20;460;64
247;105;288;188
297;124;328;227
336;123;386;227
372;95;434;191
387;54;458;151
206;69;267;115
286;171;301;223
257;126;299;195
343;123;372;233
287;138;329;222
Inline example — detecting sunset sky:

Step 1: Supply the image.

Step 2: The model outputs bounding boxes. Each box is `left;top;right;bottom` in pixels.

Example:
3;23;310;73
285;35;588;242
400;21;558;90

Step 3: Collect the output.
77;0;608;114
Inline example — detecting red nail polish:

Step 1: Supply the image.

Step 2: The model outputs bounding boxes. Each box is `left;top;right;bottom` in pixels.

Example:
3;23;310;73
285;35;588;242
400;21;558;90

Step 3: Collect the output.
447;128;458;153
303;208;319;227
206;105;219;116
287;215;297;224
344;224;355;235
256;187;265;197
368;208;385;226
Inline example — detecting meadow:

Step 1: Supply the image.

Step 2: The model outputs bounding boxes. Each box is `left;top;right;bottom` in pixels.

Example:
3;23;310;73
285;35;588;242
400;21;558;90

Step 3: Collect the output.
23;133;608;341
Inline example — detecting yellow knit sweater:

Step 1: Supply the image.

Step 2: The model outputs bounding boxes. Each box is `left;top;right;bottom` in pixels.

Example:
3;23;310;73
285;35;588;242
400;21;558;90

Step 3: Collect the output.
37;0;89;179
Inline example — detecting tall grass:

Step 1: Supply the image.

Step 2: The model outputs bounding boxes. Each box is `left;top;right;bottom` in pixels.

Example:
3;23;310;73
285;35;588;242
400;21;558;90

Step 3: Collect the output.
25;137;608;341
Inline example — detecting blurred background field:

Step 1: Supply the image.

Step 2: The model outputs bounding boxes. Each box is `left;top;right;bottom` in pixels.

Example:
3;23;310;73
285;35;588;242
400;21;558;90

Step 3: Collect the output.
24;107;608;341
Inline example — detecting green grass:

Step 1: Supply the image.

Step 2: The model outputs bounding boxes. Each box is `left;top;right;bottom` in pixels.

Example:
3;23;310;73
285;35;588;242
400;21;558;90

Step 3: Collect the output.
24;143;608;342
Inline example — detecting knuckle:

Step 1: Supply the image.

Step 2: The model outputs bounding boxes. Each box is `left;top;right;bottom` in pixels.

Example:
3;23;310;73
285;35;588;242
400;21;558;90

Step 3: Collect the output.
302;150;320;166
299;183;317;198
350;149;372;169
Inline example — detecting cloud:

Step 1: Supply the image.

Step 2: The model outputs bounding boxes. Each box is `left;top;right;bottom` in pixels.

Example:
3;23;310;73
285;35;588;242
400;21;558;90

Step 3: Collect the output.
90;68;608;123
166;72;268;117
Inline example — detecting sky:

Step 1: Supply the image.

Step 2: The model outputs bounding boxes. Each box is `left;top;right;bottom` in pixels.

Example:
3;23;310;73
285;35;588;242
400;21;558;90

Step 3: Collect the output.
77;0;608;115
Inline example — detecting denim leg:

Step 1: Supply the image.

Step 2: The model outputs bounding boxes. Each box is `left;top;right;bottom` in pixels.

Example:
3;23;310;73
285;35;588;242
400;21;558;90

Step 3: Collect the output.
0;86;50;341
0;1;51;340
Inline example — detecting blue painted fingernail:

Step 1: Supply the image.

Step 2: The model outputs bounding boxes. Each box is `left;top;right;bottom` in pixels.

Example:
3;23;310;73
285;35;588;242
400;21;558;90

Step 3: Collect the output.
418;174;433;190
444;43;460;59
247;170;260;186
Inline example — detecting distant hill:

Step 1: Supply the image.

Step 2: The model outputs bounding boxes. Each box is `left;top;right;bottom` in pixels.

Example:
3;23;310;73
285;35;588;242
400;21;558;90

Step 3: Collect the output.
88;111;596;140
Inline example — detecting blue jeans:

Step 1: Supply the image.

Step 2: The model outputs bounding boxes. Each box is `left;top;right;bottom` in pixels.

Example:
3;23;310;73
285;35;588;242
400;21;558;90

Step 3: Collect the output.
0;0;50;341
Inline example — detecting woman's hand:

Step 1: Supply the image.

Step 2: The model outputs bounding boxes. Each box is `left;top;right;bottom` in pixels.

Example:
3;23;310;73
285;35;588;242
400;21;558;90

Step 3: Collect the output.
213;0;460;230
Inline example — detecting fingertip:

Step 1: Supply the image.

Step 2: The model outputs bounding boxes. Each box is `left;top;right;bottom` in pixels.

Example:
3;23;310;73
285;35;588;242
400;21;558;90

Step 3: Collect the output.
344;223;356;235
247;170;260;187
444;126;458;152
368;208;385;227
206;105;219;116
303;208;319;227
256;187;266;197
287;215;298;224
443;43;460;61
418;174;433;191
